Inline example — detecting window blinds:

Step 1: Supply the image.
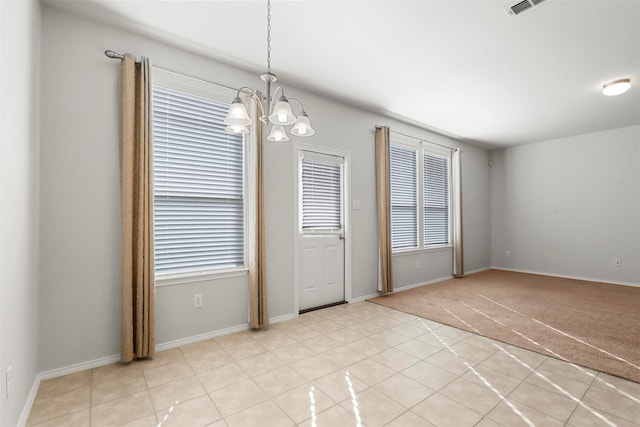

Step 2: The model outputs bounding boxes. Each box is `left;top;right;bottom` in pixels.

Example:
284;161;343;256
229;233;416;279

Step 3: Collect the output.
152;86;245;275
424;154;449;245
390;143;451;251
390;145;418;249
301;157;342;231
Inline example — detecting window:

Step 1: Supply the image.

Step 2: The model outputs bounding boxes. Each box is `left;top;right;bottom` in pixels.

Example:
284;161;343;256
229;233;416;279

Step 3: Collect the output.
390;138;450;251
390;145;418;249
300;152;343;232
152;70;246;277
424;153;449;245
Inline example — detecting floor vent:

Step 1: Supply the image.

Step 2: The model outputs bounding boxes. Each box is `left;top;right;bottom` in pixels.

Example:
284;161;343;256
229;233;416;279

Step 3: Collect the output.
506;0;546;16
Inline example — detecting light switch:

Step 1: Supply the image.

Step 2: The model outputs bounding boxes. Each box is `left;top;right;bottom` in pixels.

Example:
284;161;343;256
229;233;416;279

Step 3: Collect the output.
353;199;361;210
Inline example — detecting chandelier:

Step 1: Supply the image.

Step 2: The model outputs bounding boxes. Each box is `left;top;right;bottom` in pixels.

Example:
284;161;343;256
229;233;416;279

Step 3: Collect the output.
224;0;315;142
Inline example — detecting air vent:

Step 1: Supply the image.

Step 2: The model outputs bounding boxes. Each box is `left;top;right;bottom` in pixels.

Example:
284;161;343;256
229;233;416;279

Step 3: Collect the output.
510;0;532;15
506;0;546;16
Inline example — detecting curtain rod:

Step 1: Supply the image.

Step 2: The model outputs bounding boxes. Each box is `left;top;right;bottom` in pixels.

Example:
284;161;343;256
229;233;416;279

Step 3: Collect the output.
104;50;130;61
377;126;460;152
104;49;252;95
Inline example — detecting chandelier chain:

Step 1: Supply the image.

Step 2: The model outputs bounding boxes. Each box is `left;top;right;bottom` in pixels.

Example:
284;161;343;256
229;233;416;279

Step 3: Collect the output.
266;0;272;73
224;0;314;140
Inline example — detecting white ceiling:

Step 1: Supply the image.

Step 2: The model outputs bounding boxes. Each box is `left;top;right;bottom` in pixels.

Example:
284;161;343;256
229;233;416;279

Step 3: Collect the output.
47;0;640;148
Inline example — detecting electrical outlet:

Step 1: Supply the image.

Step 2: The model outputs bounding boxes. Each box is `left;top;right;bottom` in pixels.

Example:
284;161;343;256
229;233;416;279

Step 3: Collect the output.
505;250;511;257
5;366;12;400
193;293;203;308
416;260;422;270
614;258;621;267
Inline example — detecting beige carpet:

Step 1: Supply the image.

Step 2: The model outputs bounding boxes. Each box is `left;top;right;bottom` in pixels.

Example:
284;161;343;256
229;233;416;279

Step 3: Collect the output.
369;269;640;383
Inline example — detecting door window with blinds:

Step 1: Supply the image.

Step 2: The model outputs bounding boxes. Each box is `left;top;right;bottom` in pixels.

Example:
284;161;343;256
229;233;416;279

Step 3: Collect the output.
300;152;344;233
390;138;451;251
152;69;247;277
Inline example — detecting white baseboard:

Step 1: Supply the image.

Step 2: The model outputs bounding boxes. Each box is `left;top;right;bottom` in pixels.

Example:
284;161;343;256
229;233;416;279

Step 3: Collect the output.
352;274;457;303
350;293;380;303
26;267;510;425
392;275;454;293
17;376;41;427
491;267;640;288
37;312;297;381
24;314;295;423
269;313;297;324
465;266;492;275
156;313;297;353
39;354;121;381
22;354;121;427
155;323;250;352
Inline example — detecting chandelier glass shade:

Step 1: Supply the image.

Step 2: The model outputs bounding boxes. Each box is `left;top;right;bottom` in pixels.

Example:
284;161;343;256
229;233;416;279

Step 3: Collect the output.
291;112;315;137
269;95;297;125
223;96;252;134
267;125;289;142
224;0;315;141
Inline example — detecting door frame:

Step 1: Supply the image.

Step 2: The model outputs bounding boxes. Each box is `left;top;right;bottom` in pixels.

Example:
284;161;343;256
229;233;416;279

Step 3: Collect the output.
293;142;352;315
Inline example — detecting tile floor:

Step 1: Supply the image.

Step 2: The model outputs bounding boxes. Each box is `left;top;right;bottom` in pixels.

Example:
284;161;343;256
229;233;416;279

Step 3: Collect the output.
27;302;640;426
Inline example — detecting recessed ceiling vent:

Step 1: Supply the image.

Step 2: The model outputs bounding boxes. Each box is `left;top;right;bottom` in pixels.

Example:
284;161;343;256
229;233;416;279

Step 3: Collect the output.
506;0;546;16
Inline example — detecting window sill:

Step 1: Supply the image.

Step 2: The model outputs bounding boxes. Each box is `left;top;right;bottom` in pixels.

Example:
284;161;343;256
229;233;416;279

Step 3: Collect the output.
392;245;453;257
155;268;249;287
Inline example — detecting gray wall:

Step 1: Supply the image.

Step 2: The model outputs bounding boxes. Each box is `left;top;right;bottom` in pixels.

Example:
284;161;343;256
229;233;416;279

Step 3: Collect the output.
490;125;640;285
0;1;41;425
38;5;491;372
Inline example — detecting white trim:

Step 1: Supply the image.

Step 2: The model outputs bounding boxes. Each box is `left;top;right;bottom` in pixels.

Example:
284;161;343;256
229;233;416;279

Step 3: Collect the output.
21;311;296;424
350;293;382;303
392;275;454;293
364;270;495;303
39;354;121;381
352;274;456;303
33;311;295;381
158;313;298;352
464;266;492;275
13;305;327;425
349;276;453;303
491;267;640;288
293;142;353;313
17;378;41;427
392;245;453;257
156;268;248;287
152;67;237;102
155;323;250;352
269;313;298;324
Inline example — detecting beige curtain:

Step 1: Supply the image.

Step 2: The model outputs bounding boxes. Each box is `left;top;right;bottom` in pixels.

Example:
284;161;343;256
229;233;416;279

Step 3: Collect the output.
120;54;155;362
452;149;464;277
375;126;393;293
249;97;268;328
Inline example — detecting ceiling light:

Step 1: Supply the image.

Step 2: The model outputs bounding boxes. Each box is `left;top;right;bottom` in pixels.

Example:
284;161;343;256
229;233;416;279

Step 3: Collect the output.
224;0;315;141
602;78;631;96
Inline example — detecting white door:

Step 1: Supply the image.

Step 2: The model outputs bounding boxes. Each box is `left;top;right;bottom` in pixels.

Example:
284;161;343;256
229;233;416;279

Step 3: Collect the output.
298;151;345;311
